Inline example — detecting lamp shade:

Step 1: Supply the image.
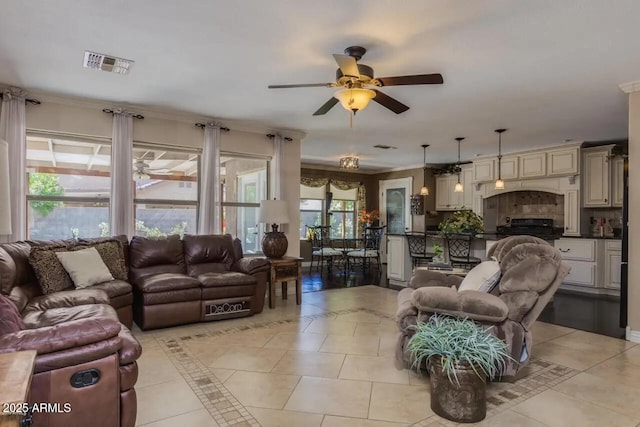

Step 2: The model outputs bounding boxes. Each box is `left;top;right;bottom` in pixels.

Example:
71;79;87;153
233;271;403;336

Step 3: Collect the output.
333;88;376;113
0;139;11;235
259;200;289;224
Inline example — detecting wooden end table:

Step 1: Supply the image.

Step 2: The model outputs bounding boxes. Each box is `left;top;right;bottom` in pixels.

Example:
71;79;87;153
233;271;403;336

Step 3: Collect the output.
267;256;303;308
0;350;36;427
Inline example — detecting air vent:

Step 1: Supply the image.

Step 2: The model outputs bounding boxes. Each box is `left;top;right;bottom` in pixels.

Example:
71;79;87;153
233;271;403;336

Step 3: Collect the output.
373;144;398;150
83;51;133;75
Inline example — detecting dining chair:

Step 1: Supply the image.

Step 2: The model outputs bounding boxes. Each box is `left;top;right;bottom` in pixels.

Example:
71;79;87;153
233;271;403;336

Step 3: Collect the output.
404;231;434;267
346;225;386;272
444;232;482;269
308;225;343;273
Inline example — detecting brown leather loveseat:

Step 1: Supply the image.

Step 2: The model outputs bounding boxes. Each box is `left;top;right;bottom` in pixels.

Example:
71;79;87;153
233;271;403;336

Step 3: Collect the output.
130;234;269;330
0;237;142;427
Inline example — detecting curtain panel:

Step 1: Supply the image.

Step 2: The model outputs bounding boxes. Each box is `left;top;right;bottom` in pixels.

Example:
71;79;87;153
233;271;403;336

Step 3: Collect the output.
109;110;134;237
0;87;27;242
198;123;221;234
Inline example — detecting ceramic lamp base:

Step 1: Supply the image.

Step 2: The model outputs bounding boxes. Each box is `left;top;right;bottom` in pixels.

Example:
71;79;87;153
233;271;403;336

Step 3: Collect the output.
262;231;288;258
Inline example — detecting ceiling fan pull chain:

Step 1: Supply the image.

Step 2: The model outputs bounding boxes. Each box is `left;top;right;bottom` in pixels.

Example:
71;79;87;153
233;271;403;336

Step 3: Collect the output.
350;110;353;129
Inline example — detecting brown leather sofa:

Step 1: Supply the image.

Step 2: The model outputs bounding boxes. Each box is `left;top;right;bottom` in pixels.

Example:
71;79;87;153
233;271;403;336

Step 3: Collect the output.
0;238;142;427
130;234;269;330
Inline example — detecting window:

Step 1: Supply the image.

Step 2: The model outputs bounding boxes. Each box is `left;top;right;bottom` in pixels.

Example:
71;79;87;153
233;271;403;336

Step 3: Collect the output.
221;155;268;254
299;184;325;238
26;134;111;240
300;199;323;238
330;199;356;239
329;184;357;239
133;145;199;237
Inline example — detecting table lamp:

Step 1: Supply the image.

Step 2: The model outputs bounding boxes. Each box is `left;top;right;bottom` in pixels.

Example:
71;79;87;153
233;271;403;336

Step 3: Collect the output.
0;139;11;236
259;199;289;258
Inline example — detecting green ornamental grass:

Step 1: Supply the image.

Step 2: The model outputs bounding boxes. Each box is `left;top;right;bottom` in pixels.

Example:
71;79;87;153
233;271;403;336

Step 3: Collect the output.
408;314;511;385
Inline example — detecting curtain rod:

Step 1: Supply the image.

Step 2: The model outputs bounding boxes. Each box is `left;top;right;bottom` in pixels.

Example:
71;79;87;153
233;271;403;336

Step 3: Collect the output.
0;93;40;105
266;133;293;141
102;108;144;120
194;123;230;131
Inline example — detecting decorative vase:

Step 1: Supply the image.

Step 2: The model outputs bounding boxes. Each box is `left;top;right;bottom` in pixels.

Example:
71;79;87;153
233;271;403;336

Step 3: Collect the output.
428;357;487;423
432;255;444;264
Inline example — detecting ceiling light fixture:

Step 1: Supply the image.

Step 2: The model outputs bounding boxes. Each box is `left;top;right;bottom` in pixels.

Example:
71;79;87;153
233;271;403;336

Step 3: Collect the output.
454;137;464;193
339;156;359;170
420;144;430;196
495;129;507;190
133;171;150;181
334;87;376;127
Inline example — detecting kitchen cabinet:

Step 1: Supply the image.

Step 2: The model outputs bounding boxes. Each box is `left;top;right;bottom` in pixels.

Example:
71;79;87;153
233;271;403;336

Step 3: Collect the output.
386;234;413;286
583;147;610;207
563;189;580;236
612;156;624;207
500;156;518;179
548;147;579;176
473;159;494;182
435;166;473;211
519;152;546;178
604;240;622;290
554;238;600;288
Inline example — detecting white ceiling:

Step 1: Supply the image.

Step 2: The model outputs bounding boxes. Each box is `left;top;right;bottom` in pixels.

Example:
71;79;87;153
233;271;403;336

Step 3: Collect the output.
1;1;638;171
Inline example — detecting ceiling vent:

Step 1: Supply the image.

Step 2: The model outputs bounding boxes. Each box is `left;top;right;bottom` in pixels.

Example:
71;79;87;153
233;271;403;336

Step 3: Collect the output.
373;144;398;150
83;51;133;75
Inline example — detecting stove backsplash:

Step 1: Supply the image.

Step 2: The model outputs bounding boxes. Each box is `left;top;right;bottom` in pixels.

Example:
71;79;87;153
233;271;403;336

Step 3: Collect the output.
483;191;564;232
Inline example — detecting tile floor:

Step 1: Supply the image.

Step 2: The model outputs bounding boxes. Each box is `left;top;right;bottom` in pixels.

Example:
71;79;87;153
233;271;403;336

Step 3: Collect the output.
132;285;640;427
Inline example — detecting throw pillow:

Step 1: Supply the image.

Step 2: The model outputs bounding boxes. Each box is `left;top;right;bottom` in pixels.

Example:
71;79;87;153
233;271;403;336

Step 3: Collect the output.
55;247;115;289
73;240;127;281
0;293;24;335
457;258;501;293
29;245;75;294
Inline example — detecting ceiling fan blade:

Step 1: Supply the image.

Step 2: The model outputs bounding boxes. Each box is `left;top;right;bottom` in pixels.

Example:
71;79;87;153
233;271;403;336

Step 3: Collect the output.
313;97;339;116
268;83;333;89
372;90;410;114
377;73;443;86
333;54;360;78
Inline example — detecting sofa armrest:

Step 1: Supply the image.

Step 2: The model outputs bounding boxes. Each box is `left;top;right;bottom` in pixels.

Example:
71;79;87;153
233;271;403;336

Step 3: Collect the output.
410;269;464;289
0;318;121;355
411;286;508;323
232;257;270;275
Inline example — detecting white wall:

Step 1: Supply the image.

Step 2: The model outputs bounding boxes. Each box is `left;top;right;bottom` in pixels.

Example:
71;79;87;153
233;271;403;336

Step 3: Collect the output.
24;97;301;256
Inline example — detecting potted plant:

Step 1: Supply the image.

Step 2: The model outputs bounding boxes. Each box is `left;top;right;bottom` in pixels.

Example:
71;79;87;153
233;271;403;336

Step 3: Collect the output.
438;210;484;234
432;244;444;263
407;314;511;423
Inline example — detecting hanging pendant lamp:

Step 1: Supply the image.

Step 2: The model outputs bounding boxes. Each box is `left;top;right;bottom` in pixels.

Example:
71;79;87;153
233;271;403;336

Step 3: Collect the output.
495;129;507;190
454;137;464;193
420;144;430;196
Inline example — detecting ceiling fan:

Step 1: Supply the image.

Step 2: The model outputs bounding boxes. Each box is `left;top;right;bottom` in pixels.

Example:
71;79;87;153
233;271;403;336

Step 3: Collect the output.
268;46;443;116
133;156;172;180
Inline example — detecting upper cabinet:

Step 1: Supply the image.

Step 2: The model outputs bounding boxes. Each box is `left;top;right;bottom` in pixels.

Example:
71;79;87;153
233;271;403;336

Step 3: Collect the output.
612;157;624;207
519;152;546;178
582;146;612;207
435;165;473;211
472;159;494;182
548;147;580;176
472;145;579;182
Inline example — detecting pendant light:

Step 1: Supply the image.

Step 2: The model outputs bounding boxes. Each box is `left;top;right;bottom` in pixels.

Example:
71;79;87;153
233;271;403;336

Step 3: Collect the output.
454;137;464;193
420;144;430;196
495;129;507;190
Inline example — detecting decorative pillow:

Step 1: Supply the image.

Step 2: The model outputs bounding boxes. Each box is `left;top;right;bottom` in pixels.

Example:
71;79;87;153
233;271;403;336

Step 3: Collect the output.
55;247;115;289
29;246;74;294
73;240;127;281
0;293;24;335
457;258;501;293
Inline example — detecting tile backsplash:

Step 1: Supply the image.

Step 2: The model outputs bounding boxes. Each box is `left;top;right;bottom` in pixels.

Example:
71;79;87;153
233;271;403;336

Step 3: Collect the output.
484;191;565;229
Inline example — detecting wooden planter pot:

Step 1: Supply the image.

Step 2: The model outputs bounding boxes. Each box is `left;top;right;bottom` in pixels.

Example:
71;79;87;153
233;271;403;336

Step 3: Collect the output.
428;358;487;423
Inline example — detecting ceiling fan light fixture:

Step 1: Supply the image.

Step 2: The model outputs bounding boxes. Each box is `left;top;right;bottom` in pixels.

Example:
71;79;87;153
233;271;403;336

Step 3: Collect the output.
133;171;150;181
333;88;376;113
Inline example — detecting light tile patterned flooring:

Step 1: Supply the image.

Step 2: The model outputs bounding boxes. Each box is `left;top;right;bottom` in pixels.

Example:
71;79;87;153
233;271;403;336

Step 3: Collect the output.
132;285;640;427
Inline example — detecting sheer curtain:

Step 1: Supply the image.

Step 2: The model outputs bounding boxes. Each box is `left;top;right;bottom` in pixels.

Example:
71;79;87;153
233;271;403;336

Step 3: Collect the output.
109;110;134;237
270;134;285;200
0;87;27;242
198;123;221;234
